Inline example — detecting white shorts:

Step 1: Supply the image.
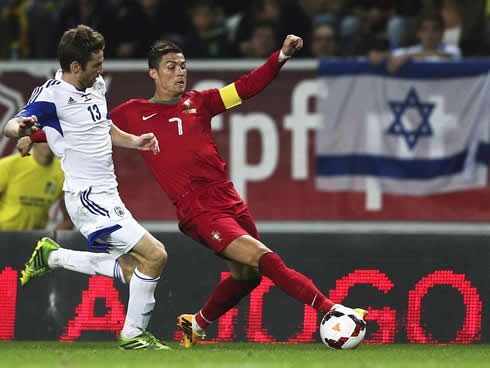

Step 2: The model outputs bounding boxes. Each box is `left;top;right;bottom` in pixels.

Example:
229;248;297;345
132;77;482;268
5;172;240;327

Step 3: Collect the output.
64;187;146;257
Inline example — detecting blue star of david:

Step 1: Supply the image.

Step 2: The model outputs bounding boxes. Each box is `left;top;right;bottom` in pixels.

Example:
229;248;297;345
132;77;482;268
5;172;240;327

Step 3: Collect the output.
386;88;435;150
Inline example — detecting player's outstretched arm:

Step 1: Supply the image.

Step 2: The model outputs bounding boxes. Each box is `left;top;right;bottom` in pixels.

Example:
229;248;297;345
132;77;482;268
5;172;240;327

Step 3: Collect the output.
3;115;39;138
216;34;303;114
109;124;160;154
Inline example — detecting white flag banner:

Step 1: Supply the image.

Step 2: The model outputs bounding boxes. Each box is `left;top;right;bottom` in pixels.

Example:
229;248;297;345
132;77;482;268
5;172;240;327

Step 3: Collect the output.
316;60;490;195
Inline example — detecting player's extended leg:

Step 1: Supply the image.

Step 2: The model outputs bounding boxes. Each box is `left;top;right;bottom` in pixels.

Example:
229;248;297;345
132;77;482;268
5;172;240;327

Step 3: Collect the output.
221;236;367;318
118;231;170;350
20;237;128;287
221;235;337;312
178;261;261;348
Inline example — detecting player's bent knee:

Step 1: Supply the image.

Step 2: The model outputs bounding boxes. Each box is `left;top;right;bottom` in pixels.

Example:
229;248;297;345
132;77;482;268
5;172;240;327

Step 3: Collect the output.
253;249;271;268
242;249;270;268
223;236;272;268
151;241;167;268
138;241;167;272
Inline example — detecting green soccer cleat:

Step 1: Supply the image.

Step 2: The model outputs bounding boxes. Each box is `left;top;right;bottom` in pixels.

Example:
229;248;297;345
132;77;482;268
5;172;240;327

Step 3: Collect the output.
20;237;60;287
119;331;171;350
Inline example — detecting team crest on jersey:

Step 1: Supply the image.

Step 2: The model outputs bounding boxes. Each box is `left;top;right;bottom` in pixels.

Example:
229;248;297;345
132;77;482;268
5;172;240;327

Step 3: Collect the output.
211;231;222;242
182;99;196;114
93;80;105;95
114;206;125;217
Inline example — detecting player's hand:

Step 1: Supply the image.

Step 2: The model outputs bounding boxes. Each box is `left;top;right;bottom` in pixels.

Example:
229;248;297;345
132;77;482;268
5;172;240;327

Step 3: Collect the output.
136;132;160;155
17;115;39;137
281;35;303;57
16;136;33;157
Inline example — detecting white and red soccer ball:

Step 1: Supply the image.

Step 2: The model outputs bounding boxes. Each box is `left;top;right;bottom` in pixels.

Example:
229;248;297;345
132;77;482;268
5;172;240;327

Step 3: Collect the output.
319;305;367;350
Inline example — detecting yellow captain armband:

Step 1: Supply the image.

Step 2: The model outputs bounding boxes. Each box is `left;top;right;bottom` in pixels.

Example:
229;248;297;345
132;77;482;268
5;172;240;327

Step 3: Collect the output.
219;83;242;109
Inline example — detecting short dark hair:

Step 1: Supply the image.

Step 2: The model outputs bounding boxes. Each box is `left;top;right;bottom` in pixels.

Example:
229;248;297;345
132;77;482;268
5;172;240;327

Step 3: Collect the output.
148;40;183;69
416;12;445;32
57;25;105;72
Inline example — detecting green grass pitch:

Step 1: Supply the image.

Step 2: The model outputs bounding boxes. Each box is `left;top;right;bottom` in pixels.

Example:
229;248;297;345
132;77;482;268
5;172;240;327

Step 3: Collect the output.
1;342;489;368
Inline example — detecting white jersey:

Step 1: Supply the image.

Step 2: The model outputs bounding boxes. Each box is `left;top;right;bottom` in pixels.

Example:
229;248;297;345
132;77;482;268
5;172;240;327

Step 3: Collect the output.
15;71;117;193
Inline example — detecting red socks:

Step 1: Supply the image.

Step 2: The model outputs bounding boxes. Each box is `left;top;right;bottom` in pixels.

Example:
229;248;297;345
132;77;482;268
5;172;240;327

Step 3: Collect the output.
195;252;334;330
259;252;334;312
195;276;261;329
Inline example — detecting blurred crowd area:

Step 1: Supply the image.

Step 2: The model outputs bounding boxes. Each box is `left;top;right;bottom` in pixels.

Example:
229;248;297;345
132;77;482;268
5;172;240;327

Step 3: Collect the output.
0;0;489;60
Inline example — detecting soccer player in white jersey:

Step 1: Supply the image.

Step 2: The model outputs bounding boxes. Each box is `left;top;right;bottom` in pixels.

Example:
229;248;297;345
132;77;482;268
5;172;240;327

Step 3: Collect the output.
3;25;169;351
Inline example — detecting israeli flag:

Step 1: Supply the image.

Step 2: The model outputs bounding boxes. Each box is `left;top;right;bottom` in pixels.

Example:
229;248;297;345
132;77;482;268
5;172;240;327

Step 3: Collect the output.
316;60;490;196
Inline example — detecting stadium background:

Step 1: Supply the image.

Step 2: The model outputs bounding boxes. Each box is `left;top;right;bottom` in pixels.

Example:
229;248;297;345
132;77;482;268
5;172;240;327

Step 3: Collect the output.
0;0;489;346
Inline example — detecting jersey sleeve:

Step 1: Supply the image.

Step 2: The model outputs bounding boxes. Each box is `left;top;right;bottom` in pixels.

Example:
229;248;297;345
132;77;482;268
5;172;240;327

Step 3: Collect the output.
15;83;63;137
220;50;285;108
200;50;286;116
198;89;227;117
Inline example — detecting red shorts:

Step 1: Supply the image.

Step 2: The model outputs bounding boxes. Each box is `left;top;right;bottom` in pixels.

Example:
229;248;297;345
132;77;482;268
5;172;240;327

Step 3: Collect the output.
176;181;260;253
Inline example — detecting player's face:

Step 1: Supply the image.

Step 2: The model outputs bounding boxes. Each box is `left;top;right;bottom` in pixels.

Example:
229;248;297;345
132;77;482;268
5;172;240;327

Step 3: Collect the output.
79;50;104;88
155;52;187;98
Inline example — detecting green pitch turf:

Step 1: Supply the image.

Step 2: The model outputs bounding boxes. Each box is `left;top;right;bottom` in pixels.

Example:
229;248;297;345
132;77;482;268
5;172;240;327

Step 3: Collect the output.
0;342;488;368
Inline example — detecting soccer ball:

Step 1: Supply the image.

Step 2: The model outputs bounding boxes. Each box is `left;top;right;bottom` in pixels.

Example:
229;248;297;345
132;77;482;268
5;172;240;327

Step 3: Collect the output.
319;305;367;349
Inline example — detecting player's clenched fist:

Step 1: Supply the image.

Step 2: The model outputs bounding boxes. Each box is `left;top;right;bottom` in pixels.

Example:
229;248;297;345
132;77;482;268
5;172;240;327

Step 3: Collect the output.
281;35;303;57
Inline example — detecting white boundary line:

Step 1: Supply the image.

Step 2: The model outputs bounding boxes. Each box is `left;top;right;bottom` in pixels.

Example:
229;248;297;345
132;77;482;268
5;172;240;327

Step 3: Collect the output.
140;221;490;235
0;59;318;74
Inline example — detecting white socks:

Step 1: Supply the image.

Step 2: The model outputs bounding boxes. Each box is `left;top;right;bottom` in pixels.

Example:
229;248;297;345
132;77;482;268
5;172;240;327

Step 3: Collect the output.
120;268;160;339
47;248;160;340
47;248;125;283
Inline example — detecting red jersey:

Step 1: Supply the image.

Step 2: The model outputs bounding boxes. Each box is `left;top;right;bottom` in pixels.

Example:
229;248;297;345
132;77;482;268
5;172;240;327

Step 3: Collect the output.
110;50;286;206
111;89;228;203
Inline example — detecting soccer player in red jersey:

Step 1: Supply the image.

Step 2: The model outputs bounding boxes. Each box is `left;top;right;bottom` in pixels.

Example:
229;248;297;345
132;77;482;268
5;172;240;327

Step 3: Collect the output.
24;34;367;347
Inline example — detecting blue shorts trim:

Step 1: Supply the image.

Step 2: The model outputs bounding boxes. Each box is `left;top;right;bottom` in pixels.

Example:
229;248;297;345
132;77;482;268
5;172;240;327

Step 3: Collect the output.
87;224;122;250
